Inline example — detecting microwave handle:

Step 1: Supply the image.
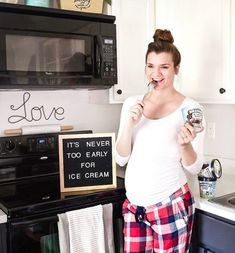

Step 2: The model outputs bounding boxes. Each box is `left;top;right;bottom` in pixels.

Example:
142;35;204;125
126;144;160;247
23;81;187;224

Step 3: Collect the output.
95;36;103;77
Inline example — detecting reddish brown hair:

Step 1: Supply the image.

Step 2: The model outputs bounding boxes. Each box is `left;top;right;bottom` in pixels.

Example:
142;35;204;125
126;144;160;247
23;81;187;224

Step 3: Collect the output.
146;29;181;67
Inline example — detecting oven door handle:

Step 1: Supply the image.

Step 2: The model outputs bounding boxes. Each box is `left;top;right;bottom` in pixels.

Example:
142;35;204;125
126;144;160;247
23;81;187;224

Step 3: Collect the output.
11;215;59;228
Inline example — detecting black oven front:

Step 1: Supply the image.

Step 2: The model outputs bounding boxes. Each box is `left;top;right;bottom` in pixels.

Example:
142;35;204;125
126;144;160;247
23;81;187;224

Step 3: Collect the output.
0;177;125;253
0;131;125;253
9;215;60;253
4;194;124;253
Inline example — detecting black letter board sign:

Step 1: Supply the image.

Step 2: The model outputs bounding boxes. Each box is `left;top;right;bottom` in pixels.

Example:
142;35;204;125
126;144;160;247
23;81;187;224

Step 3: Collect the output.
59;133;116;192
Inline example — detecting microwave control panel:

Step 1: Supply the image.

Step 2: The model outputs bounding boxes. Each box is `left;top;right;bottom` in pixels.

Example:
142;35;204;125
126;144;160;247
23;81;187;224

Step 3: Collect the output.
102;37;116;78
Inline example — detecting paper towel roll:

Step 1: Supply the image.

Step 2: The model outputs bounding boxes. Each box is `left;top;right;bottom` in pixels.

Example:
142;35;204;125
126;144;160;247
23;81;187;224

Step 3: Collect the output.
4;125;73;135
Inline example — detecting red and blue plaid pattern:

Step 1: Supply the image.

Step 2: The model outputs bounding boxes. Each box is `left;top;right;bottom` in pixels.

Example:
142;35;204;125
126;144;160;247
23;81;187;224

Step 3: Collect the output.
122;183;195;253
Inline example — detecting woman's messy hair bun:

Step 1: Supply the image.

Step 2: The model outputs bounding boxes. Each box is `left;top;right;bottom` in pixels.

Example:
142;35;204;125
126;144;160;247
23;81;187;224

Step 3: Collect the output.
146;28;181;67
153;29;174;44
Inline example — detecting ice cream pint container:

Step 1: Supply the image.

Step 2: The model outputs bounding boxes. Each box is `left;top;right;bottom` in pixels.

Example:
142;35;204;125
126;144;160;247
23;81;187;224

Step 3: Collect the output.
181;106;203;133
198;176;217;199
198;160;222;199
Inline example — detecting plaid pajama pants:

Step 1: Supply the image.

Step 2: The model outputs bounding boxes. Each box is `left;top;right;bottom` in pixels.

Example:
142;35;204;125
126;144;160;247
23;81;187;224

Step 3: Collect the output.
122;183;195;253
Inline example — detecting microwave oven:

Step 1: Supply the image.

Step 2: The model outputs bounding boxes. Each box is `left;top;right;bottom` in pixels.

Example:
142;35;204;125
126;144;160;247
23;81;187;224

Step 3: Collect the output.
0;3;117;90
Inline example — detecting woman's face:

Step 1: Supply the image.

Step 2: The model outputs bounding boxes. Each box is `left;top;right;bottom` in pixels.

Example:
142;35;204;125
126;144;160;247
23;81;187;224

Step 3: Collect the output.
145;52;179;90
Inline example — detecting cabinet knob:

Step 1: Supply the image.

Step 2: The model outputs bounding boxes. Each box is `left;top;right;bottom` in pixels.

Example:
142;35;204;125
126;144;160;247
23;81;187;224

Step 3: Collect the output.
116;89;122;95
219;88;226;94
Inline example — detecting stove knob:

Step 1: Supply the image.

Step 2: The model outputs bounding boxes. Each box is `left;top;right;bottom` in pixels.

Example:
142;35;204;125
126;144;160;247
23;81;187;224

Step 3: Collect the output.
5;140;16;151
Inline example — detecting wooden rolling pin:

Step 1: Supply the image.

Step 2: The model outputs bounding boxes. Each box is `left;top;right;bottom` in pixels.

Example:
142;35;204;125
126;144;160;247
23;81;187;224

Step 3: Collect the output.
4;124;74;135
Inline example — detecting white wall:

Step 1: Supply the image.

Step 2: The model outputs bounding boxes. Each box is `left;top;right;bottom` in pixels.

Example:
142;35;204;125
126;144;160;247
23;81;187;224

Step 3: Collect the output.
1;88;234;163
0;89;122;136
203;104;235;160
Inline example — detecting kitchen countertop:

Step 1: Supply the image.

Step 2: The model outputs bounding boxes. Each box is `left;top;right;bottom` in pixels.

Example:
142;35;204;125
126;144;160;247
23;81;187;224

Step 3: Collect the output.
187;171;235;221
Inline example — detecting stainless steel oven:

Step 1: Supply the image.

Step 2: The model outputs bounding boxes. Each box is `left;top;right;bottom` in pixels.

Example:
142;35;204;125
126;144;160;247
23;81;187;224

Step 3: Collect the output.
0;131;125;253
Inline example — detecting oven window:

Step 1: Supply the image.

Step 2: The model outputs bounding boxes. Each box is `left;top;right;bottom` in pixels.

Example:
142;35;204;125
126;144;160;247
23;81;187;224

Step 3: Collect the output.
10;217;60;253
6;34;92;74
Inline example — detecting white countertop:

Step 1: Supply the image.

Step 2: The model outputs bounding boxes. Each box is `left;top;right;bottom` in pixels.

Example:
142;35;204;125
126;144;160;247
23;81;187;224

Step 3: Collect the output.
187;171;235;222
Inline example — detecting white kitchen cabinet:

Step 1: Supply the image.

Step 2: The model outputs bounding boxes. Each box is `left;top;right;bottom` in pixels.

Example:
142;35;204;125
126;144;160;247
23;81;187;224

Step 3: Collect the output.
155;0;233;103
232;0;235;100
109;0;155;103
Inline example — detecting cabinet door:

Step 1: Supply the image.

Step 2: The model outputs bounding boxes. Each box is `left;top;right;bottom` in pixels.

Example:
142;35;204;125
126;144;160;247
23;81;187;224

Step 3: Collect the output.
155;0;232;103
194;212;235;253
232;0;235;95
109;0;155;103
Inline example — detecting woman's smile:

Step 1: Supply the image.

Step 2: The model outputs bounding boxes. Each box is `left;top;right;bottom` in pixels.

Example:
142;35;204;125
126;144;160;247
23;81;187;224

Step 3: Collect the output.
151;77;164;88
146;52;177;90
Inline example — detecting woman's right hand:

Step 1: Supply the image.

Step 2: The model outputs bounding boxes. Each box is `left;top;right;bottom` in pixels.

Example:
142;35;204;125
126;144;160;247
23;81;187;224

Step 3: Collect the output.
116;99;144;159
128;100;144;125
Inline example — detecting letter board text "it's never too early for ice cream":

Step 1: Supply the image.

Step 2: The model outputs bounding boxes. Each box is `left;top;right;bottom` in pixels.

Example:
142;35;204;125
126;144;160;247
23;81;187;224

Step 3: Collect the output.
58;133;116;192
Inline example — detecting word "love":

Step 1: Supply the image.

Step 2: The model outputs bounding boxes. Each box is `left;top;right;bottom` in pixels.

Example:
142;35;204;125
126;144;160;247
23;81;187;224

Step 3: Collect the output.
8;92;65;124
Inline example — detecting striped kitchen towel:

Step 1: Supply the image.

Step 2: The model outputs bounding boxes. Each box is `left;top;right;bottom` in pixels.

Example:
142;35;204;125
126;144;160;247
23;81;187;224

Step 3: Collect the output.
57;213;70;253
103;203;115;253
66;204;105;253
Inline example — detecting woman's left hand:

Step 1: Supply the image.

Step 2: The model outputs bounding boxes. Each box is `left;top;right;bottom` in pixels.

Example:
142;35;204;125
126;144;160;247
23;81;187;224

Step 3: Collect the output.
178;122;197;146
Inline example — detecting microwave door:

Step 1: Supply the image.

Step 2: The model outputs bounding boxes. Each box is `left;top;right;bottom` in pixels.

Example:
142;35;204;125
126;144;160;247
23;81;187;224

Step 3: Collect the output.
1;33;94;87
